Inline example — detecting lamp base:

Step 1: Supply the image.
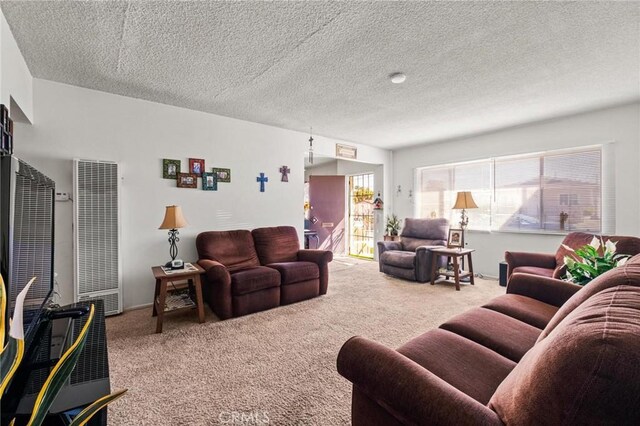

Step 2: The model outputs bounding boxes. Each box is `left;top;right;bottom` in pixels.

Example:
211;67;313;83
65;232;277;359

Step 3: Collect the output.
165;259;184;270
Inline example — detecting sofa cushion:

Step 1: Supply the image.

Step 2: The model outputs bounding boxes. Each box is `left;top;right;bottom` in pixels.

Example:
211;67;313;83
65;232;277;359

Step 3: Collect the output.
380;250;415;269
230;266;280;296
267;261;319;285
440;307;541;362
252;226;300;264
196;230;259;272
401;237;447;253
512;266;554;278
489;285;640;425
537;253;640;343
397;329;516;405
483;294;558;329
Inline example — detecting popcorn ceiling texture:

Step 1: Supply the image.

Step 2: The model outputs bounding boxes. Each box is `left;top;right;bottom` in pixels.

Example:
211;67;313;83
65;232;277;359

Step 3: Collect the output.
2;1;638;149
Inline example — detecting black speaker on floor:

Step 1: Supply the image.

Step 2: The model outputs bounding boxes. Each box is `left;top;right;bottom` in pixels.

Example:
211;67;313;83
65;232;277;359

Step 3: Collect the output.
499;262;508;287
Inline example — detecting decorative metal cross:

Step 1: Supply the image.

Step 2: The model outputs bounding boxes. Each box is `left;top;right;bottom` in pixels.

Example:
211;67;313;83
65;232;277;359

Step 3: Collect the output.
279;165;290;182
256;173;268;192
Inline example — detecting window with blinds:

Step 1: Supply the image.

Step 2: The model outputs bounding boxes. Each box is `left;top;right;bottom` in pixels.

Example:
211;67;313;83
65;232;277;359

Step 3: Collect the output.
416;160;492;231
416;146;604;233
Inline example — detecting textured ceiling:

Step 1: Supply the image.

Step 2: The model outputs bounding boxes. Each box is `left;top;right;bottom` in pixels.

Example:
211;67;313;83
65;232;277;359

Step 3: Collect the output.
2;1;639;149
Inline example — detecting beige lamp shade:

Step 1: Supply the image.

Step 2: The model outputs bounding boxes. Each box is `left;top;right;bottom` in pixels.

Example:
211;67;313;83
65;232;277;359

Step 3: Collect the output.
159;205;188;230
452;191;478;210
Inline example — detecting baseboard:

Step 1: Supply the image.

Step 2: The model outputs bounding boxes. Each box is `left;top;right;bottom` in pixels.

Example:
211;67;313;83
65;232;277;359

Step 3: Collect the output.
124;302;152;312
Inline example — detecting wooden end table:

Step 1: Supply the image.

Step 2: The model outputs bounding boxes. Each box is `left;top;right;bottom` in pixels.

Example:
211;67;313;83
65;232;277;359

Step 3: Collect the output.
151;263;205;333
430;248;475;291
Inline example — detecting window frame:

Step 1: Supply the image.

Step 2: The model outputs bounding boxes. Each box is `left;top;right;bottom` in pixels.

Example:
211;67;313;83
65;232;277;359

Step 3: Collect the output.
414;145;606;235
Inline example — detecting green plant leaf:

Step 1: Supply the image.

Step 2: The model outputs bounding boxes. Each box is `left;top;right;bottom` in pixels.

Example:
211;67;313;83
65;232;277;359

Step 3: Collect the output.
27;304;95;426
69;389;127;426
1;277;35;394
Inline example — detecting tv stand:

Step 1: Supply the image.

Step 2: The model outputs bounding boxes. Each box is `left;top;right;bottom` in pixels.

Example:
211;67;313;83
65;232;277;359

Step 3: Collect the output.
4;300;110;426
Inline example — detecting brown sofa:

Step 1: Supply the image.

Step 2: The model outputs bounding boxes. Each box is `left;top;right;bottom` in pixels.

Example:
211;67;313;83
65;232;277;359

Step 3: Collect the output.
378;218;449;282
505;231;640;281
196;226;332;319
337;253;640;425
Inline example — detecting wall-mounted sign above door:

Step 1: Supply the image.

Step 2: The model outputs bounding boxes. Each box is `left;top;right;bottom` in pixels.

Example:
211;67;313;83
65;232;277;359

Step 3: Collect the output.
336;143;357;160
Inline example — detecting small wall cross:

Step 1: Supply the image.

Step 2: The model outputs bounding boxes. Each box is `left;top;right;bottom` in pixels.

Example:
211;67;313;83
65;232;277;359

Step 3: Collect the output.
256;172;268;192
279;165;290;182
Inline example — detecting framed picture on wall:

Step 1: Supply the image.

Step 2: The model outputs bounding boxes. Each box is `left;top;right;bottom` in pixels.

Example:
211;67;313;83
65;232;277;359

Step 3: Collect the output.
202;172;218;191
162;159;181;179
212;167;231;183
189;158;205;176
177;173;197;188
447;228;463;248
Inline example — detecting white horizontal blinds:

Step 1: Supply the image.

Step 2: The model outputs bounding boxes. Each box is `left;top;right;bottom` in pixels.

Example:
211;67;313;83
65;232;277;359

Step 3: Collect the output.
417;160;491;230
415;145;604;234
494;156;542;231
542;149;601;233
417;165;452;220
453;161;491;230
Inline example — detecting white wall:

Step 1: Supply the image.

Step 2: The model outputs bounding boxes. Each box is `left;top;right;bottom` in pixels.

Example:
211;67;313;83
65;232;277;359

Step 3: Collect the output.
304;159;338;180
393;103;640;277
14;78;391;309
0;10;33;123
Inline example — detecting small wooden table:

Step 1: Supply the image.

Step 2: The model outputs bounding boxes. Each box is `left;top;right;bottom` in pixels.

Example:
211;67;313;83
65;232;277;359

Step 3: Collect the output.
430;248;475;291
151;263;205;333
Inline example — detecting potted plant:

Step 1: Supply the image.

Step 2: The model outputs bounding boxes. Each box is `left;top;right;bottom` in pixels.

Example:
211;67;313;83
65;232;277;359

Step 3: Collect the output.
563;236;631;285
384;215;401;241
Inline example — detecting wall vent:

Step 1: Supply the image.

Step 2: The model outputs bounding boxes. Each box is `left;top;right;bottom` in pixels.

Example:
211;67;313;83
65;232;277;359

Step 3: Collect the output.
73;159;122;315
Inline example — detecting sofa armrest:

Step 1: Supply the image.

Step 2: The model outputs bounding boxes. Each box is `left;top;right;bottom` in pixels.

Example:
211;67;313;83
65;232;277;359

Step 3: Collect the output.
337;336;502;426
297;249;333;265
415;246;447;283
507;272;581;307
298;249;333;295
378;241;402;255
504;251;556;278
197;259;233;319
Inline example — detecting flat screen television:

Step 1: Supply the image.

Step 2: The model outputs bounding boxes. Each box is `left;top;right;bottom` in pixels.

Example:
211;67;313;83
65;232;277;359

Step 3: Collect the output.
0;155;55;343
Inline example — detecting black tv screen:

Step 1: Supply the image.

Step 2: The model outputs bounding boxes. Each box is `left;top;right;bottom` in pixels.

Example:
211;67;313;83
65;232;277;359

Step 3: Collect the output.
0;155;55;342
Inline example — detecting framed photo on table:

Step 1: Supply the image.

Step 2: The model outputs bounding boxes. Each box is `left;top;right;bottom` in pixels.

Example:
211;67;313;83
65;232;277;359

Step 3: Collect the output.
448;228;463;248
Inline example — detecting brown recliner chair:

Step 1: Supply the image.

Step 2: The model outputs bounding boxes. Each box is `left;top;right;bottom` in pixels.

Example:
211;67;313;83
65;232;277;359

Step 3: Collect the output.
505;231;640;281
377;218;449;282
196;230;281;320
337;254;640;425
252;226;333;304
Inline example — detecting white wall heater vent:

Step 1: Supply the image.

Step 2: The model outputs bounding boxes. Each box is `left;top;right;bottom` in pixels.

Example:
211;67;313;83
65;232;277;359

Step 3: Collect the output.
73;159;122;315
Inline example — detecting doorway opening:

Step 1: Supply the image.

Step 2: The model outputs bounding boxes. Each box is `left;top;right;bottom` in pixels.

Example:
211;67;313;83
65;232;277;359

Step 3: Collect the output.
348;173;375;259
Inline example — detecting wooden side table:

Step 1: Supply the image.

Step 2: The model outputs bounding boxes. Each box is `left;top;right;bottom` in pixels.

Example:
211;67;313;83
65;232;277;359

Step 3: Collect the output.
430;248;475;291
151;263;205;333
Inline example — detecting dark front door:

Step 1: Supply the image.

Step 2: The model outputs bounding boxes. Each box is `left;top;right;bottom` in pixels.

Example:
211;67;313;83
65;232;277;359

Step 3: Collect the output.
308;175;346;254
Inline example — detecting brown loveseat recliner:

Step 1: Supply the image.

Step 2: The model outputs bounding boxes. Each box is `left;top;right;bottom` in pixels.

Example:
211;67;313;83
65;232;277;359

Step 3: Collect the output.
377;218;449;282
504;231;640;281
196;226;332;319
338;253;640;425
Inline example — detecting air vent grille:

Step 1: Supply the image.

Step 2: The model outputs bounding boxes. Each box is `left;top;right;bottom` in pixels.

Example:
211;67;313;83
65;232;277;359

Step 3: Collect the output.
74;159;121;315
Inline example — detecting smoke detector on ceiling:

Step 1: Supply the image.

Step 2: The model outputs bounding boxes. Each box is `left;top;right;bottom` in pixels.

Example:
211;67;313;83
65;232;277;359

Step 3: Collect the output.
389;73;406;84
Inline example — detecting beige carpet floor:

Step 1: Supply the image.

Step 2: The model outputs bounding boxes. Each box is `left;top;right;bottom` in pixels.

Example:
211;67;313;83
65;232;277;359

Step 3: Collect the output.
105;258;504;425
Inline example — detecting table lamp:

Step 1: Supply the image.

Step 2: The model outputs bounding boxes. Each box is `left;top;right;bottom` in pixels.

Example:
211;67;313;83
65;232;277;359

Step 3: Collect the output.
452;191;478;230
159;205;188;269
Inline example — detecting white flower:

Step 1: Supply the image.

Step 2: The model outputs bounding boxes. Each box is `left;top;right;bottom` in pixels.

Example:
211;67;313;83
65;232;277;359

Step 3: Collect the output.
564;256;576;268
604;239;617;256
617;257;628;267
589;236;601;250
